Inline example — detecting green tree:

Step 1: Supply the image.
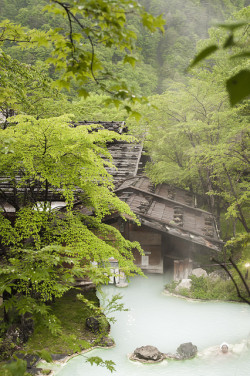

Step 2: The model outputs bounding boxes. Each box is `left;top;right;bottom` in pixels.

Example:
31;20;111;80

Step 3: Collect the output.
0;0;165;110
0;50;71;124
127;68;250;304
0;0;165;357
127;74;249;233
0;114;143;332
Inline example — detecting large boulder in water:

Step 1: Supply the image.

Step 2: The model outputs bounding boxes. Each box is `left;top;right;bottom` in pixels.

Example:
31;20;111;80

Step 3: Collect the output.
130;345;165;363
176;342;197;359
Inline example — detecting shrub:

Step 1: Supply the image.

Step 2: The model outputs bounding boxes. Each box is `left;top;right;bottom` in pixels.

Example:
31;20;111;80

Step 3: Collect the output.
166;275;244;302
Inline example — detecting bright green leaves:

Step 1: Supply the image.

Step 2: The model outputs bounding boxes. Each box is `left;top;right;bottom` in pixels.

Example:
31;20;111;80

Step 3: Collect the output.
0;0;165;112
0;112;141;263
36;350;53;363
226;69;250;106
123;55;138;67
0;0;156;347
1;114;111;207
0;0;164;110
0;19;51;50
141;13;165;33
0;20;31;43
86;357;116;372
43;2;66;17
0;50;68;121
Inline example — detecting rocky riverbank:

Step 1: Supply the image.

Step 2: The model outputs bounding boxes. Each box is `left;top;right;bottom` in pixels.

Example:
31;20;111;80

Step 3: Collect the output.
35;339;116;376
0;287;112;376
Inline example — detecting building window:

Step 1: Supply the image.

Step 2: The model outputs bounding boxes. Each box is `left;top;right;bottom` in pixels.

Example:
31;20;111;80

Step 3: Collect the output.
141;255;149;266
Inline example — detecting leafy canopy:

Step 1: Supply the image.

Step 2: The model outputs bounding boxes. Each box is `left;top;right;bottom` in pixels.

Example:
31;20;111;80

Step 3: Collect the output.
0;0;165;112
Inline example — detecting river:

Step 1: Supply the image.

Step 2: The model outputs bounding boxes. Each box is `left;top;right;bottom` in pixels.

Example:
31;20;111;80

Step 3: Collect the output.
56;274;250;376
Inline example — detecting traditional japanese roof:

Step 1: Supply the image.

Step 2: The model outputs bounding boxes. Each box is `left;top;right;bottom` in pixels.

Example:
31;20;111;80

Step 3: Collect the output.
116;176;196;206
114;176;222;252
105;143;143;182
71;120;128;133
72;121;143;181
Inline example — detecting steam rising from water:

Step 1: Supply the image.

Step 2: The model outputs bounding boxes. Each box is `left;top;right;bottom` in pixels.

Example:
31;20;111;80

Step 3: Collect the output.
56;274;250;376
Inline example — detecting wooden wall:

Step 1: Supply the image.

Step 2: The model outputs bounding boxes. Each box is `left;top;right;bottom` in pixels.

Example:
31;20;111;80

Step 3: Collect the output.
128;223;163;273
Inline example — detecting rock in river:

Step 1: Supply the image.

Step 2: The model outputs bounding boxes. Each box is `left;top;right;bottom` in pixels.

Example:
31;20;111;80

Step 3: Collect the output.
130;345;165;363
176;342;198;359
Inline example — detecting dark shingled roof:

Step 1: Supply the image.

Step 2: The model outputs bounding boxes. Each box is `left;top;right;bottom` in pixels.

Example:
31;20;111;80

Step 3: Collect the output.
114;176;222;252
72;121;143;181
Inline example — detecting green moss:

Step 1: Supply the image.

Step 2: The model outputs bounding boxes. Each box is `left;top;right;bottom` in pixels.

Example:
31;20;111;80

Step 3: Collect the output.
23;288;109;355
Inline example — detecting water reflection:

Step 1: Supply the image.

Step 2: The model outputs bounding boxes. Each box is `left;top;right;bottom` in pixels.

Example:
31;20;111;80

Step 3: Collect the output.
56;274;250;376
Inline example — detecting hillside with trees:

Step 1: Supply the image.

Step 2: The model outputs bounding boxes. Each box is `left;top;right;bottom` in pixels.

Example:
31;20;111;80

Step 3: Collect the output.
0;0;247;96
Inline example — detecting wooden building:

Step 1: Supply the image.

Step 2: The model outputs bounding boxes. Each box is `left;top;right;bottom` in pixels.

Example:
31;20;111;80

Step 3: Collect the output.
0;121;223;276
103;176;222;274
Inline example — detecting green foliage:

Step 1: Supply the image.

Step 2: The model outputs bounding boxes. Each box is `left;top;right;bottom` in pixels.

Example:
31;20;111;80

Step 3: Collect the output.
36;349;53;363
165;280;179;293
85;356;116;373
77;291;128;326
0;0;165;110
41;370;51;375
166;275;246;302
0;114;135;211
1;357;28;376
0;114;143;340
71;94;127;122
23;289;97;354
0;2;248;367
0;50;70;122
0;288;107;375
99;292;129;324
139;0;245;92
127;70;249;234
0;0;245;100
189;45;218;67
189;275;238;301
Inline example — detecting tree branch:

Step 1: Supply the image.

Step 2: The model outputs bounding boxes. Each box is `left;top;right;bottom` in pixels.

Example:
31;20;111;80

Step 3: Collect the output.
212;257;250;305
229;257;250;297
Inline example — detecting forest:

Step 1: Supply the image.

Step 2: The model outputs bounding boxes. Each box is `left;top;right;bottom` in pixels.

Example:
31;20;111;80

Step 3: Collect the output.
0;1;249;375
